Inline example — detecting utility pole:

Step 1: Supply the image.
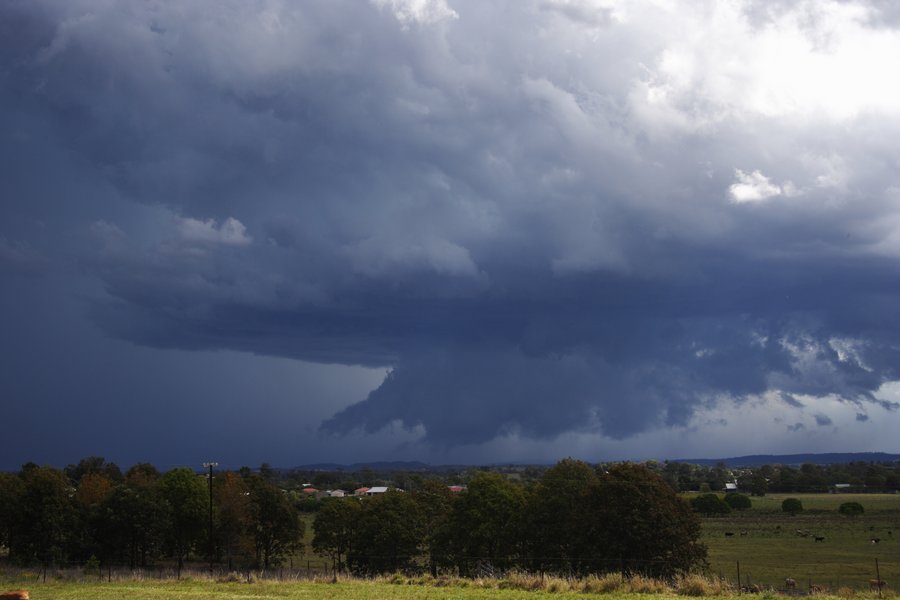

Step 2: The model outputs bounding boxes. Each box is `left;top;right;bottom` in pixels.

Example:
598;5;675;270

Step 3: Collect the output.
203;461;218;575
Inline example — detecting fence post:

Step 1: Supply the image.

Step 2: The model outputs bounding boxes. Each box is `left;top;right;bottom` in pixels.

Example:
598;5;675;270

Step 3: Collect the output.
736;561;741;594
876;558;883;599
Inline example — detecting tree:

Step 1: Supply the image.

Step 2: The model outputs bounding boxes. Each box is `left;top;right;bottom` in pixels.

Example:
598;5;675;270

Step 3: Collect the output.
838;501;864;516
349;491;423;574
412;480;453;576
781;497;803;515
313;497;361;573
245;474;304;569
443;472;526;575
0;473;24;561
691;493;731;516
161;468;207;573
215;472;252;570
13;466;77;566
527;458;598;574
723;493;752;511
583;463;707;577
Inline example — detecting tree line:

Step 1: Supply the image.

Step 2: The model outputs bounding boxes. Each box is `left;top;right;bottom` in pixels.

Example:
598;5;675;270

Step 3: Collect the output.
0;458;708;578
0;458;303;571
312;460;706;578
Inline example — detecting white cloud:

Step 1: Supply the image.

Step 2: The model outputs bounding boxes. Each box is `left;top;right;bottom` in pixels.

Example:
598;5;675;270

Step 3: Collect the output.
176;217;252;246
372;0;458;26
729;169;783;203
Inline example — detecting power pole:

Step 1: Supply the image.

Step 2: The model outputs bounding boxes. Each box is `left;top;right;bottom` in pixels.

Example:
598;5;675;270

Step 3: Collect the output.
203;461;218;575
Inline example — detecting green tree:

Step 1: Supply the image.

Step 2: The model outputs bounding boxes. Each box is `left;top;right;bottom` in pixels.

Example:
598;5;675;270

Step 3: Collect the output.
723;493;752;511
161;468;207;573
412;480;453;576
349;491;423;574
583;463;706;577
691;493;731;516
838;501;864;516
781;497;803;515
0;472;25;561
313;497;361;573
444;472;526;575
14;465;77;566
246;474;304;569
527;458;598;574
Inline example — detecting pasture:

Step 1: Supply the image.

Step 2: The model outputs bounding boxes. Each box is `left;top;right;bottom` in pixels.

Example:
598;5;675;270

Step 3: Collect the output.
699;493;900;590
0;576;744;600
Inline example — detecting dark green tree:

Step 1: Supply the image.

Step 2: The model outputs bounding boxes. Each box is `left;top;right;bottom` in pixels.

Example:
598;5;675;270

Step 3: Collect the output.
443;472;526;575
781;497;803;515
412;480;453;576
723;493;752;511
245;474;305;569
349;491;423;574
0;472;25;561
13;466;77;566
313;497;361;573
527;458;598;574
838;501;864;516
583;463;706;577
690;493;731;516
161;467;207;573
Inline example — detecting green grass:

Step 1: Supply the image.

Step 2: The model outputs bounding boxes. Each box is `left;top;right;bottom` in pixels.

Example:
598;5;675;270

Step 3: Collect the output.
698;493;900;589
0;577;741;600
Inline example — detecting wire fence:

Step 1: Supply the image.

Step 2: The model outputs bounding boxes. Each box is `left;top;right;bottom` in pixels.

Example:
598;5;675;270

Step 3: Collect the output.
0;557;895;593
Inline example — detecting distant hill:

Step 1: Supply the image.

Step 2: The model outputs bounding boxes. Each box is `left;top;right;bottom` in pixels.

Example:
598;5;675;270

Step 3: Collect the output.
287;452;900;472
675;452;900;467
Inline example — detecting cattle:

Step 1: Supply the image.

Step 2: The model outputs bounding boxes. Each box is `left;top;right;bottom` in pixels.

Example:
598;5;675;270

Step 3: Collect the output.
724;531;735;537
0;591;29;600
740;530;749;536
870;579;886;591
872;538;881;544
785;578;797;591
809;585;824;594
814;536;825;542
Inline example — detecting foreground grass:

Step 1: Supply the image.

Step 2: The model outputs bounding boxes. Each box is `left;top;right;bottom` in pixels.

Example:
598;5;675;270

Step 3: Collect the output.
0;575;734;600
2;573;896;600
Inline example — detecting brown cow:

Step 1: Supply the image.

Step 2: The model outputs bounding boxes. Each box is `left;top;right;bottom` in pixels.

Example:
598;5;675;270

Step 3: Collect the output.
809;585;824;594
785;578;797;590
870;579;886;591
0;591;29;600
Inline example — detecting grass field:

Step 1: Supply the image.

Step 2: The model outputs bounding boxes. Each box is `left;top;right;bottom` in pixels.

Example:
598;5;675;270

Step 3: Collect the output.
698;493;900;590
0;576;744;600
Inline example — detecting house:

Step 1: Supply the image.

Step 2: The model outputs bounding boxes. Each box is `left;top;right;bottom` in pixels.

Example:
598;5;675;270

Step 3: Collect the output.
366;486;389;495
724;482;738;492
354;487;370;496
301;487;318;494
328;489;347;498
448;485;466;493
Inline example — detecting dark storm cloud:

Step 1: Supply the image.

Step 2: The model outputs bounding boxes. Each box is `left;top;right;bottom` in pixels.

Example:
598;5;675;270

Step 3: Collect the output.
4;0;900;451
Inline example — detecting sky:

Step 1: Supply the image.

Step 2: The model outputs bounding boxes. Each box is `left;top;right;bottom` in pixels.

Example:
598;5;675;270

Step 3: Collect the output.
3;0;900;471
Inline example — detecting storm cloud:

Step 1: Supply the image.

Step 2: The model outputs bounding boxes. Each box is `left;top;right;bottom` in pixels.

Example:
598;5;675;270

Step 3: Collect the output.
3;0;900;462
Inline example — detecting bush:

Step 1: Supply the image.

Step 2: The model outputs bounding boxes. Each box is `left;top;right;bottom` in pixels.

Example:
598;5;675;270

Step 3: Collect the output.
691;493;731;516
781;498;803;515
724;493;752;511
838;501;864;516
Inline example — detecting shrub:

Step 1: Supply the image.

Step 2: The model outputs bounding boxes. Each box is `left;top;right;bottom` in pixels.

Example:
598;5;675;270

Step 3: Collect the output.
781;498;803;515
691;493;731;516
838;501;864;516
724;493;752;511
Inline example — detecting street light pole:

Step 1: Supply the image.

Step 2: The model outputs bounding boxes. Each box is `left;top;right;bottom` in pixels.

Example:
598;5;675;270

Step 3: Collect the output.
202;461;218;575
